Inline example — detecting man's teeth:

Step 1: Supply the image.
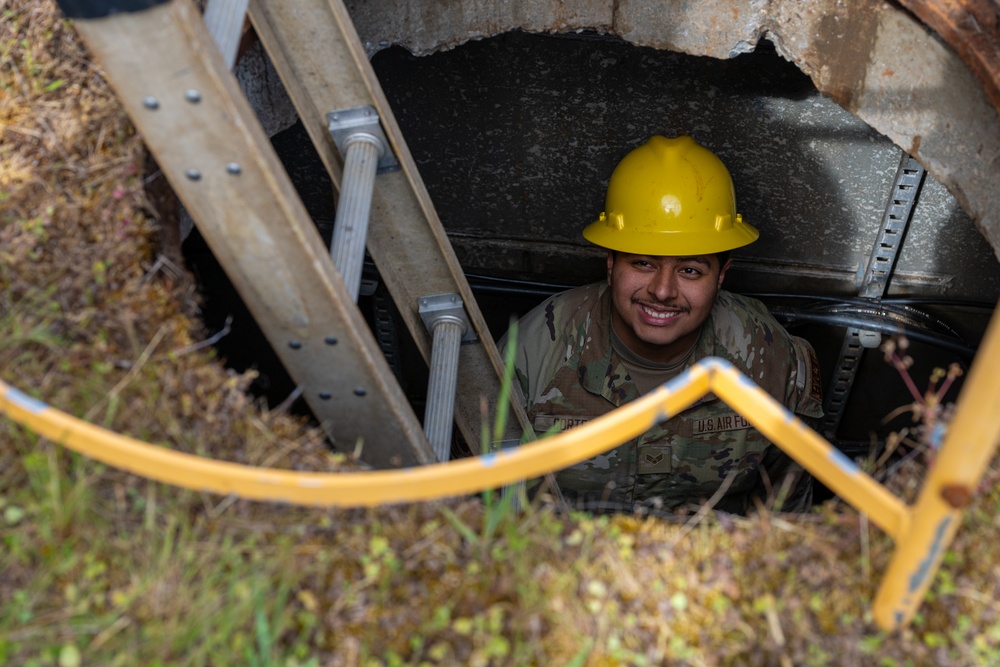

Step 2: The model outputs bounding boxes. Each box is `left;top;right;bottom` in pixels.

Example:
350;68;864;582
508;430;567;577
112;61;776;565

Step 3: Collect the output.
641;305;678;320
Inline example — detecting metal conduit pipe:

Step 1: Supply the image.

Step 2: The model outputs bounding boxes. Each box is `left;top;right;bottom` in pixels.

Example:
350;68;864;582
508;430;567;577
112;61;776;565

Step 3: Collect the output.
330;133;384;302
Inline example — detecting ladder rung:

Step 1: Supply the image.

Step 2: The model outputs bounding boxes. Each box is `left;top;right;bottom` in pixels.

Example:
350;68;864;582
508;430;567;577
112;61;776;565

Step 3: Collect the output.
249;0;530;447
203;0;249;68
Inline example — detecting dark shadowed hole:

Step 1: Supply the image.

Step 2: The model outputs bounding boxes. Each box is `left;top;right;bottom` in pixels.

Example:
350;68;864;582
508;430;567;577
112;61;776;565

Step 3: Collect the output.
182;30;994;506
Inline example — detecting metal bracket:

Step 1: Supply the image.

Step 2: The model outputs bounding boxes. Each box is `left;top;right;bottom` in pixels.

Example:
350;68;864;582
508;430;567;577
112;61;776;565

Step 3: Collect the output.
821;153;926;439
418;293;477;343
327;105;399;174
820;330;866;439
858;154;925;300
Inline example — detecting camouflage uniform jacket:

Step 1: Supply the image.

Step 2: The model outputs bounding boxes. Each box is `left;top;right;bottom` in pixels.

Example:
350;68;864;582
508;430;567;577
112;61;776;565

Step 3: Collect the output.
505;282;824;514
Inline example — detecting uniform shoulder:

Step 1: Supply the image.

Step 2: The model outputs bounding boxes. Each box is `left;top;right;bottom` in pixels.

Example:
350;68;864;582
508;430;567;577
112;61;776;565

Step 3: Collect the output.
712;291;787;336
709;290;796;361
715;290;776;320
517;282;606;342
503;282;608;408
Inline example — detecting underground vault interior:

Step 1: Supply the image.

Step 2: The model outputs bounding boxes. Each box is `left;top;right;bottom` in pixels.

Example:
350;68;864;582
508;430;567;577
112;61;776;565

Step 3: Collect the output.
179;30;1000;478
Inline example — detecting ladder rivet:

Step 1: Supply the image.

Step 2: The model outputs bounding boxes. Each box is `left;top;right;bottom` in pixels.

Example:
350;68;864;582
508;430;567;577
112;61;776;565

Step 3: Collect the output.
185;168;201;181
318;391;332;400
226;162;242;175
324;336;338;345
143;96;159;110
288;340;302;350
354;387;367;397
185;88;202;103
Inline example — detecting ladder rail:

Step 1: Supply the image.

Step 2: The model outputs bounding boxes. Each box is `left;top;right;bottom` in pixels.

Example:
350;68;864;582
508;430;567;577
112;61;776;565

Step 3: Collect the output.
64;0;435;467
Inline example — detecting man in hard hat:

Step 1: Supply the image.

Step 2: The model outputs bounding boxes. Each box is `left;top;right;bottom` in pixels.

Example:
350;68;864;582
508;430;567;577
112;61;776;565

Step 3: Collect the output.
502;135;824;515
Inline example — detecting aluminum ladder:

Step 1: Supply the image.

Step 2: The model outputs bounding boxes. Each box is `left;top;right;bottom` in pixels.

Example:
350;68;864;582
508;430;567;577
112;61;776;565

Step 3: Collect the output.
58;0;529;467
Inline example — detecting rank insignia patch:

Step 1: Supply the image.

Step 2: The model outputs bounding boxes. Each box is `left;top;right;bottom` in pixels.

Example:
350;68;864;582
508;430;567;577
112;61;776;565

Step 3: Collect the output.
638;444;672;474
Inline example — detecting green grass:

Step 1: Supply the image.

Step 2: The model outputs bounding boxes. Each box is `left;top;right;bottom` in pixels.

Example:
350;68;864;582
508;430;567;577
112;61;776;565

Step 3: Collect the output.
4;410;1000;665
3;1;1000;664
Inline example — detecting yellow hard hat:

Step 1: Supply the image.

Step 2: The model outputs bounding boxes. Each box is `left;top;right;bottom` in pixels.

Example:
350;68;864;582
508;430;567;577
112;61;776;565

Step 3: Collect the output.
582;135;759;255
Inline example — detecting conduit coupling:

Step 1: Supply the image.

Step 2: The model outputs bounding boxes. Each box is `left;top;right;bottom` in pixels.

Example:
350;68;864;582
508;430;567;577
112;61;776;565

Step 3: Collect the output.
327;106;399;301
419;293;476;462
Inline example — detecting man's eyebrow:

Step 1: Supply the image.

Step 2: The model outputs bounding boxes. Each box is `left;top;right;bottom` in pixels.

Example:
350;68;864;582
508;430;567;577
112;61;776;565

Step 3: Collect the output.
676;256;713;266
624;254;714;266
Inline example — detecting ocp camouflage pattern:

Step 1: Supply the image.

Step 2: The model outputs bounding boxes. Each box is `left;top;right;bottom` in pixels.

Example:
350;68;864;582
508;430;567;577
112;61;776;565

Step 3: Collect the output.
501;282;824;514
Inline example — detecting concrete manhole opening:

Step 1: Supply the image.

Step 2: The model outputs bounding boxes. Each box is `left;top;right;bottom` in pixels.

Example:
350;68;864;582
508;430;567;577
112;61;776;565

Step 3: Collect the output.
179;23;998;495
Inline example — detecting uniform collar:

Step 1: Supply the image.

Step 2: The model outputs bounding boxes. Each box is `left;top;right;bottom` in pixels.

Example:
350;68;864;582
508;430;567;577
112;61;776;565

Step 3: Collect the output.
577;284;720;408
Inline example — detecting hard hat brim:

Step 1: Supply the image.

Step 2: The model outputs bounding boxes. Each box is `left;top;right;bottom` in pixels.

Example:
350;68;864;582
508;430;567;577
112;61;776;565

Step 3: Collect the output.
582;216;759;256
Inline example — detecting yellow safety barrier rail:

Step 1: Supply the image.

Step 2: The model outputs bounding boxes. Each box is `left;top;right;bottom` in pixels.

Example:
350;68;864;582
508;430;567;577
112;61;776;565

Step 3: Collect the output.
3;301;1000;632
0;360;897;523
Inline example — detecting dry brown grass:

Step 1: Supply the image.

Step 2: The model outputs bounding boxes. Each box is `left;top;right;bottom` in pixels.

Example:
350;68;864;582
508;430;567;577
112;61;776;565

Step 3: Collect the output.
2;1;1000;665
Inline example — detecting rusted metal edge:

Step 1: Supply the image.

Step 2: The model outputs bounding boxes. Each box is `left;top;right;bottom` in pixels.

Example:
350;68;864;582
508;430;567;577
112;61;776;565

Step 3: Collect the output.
896;0;1000;114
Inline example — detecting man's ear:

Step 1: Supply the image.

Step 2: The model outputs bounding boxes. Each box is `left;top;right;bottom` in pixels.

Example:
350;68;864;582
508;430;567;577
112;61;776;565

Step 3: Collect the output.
606;251;615;285
718;258;732;288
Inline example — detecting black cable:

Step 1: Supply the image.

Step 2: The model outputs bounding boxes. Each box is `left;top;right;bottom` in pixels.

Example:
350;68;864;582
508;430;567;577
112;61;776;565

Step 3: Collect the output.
815;304;963;340
748;293;995;312
466;273;572;297
748;293;981;339
458;272;983;357
768;308;976;358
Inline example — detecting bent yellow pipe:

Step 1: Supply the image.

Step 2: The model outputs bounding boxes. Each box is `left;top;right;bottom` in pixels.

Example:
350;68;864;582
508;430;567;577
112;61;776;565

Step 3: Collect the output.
0;363;710;507
18;352;999;632
0;358;906;533
711;369;909;539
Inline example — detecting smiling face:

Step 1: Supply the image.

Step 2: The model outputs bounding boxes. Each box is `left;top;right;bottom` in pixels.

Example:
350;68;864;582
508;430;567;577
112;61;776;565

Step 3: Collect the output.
607;251;729;363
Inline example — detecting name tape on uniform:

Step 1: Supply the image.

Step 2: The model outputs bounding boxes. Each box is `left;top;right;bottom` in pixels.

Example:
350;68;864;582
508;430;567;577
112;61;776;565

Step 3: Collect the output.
693;412;751;435
533;414;591;432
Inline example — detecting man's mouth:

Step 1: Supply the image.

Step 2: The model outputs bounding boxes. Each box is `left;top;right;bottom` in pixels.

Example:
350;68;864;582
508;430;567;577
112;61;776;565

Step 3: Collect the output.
638;303;682;321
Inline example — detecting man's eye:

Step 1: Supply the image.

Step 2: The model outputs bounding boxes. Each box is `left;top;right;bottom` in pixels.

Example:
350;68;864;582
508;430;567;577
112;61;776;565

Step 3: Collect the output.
680;267;703;276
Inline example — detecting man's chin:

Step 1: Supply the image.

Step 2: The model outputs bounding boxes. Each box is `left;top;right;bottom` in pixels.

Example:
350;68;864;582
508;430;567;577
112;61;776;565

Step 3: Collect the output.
635;329;686;350
639;338;683;352
634;322;702;353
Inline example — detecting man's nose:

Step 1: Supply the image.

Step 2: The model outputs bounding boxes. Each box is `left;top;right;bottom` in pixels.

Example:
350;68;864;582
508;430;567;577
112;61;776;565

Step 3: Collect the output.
648;267;678;301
